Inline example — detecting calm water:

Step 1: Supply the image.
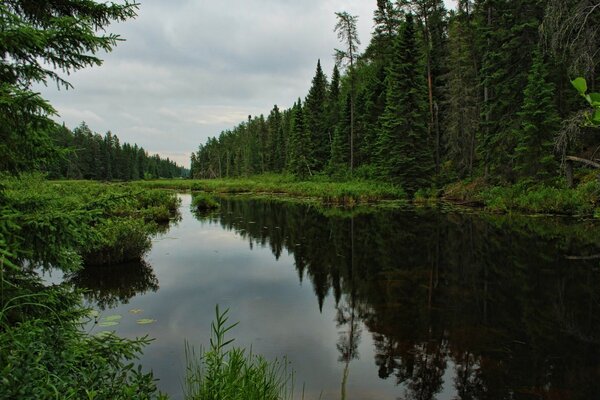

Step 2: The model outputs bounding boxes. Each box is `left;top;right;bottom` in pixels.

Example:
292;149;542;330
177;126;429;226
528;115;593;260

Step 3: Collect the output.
68;194;600;399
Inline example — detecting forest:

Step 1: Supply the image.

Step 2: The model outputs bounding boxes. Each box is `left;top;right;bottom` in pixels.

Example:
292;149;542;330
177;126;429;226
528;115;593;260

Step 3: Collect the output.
191;0;600;197
46;122;188;180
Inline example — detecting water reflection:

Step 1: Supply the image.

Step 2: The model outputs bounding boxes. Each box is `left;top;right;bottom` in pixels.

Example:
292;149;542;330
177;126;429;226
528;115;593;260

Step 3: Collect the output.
67;261;159;309
195;195;600;400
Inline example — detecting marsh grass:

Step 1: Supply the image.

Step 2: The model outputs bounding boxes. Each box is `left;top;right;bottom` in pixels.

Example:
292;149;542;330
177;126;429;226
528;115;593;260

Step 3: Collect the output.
134;174;406;205
184;306;297;400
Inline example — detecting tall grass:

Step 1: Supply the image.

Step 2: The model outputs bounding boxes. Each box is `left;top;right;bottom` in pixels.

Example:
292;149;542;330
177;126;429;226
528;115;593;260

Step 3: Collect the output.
134;173;406;205
184;306;297;400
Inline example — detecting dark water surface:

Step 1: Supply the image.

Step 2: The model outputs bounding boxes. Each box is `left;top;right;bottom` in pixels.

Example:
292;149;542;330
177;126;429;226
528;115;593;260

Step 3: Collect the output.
70;194;600;399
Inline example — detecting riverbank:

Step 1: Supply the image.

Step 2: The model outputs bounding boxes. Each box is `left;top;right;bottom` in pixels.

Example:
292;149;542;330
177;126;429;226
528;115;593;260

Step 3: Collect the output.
134;173;600;217
0;175;179;399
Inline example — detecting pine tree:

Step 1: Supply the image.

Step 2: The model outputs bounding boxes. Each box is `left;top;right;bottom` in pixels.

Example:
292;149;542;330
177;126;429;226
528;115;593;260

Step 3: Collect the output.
513;48;560;181
376;14;433;193
287;100;312;178
304;60;329;171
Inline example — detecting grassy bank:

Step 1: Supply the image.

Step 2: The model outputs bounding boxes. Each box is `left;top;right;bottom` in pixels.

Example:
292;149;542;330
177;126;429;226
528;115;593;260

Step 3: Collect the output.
133;174;406;205
443;177;600;216
1;175;180;399
137;173;599;217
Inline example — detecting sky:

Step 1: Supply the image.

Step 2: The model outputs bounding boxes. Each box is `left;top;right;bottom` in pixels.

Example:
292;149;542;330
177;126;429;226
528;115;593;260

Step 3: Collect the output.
36;0;456;168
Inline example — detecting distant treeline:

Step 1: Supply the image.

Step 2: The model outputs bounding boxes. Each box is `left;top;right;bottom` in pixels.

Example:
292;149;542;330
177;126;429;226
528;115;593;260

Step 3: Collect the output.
47;122;188;180
191;0;599;194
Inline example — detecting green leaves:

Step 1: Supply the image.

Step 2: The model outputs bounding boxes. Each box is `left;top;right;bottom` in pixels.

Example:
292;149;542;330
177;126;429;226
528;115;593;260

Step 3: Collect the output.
571;77;600;127
571;77;588;95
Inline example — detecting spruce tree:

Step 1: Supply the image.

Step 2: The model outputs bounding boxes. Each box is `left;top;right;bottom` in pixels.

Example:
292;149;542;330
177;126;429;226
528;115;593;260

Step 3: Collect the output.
513;48;560;181
330;93;351;170
287;100;312;178
267;105;283;171
376;14;433;193
304;60;329;171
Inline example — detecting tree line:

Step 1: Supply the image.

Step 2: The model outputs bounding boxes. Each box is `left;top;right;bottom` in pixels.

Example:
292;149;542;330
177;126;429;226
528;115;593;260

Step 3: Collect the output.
190;0;599;194
46;122;188;180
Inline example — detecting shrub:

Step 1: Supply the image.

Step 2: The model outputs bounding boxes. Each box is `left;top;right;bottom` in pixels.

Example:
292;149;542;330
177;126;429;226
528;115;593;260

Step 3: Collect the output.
192;193;220;211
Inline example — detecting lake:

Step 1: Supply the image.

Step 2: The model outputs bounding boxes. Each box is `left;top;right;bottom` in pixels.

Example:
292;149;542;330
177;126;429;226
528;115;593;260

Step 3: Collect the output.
67;194;600;399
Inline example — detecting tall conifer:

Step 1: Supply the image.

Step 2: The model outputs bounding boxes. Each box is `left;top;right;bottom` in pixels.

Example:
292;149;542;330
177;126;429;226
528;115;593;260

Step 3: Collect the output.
513;48;560;181
304;60;329;171
376;14;433;193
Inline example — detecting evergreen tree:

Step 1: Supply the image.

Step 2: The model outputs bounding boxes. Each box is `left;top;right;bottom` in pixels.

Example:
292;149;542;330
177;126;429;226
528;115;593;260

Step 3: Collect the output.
513;48;560;181
476;0;546;181
376;14;433;193
445;2;480;178
267;105;283;171
304;60;330;171
287;100;312;178
330;93;352;170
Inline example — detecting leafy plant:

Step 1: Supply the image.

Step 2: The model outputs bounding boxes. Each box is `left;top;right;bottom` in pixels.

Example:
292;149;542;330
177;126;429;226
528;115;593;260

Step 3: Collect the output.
572;77;600;127
183;306;295;400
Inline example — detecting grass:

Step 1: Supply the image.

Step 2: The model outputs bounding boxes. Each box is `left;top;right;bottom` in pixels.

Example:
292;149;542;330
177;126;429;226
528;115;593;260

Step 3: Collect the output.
133;173;406;205
184;306;296;400
443;176;600;216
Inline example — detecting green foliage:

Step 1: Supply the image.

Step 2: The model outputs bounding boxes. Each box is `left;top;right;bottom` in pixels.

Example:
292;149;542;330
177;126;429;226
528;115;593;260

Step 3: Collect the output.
304;60;330;171
47;122;187;180
184;306;294;400
192;193;221;211
572;77;600;126
287;100;313;179
0;0;139;173
376;13;433;193
480;180;599;215
136;174;406;205
83;218;153;266
513;48;560;180
0;275;165;400
1;176;180;269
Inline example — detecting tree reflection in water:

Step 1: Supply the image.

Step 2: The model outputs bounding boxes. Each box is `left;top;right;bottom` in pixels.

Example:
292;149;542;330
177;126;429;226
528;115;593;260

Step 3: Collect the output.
206;197;600;400
68;260;159;310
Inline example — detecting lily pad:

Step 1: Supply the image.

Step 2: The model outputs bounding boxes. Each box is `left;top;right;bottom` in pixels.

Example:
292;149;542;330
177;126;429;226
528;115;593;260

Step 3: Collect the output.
136;318;156;325
102;315;122;322
98;321;119;327
95;331;115;338
129;309;143;315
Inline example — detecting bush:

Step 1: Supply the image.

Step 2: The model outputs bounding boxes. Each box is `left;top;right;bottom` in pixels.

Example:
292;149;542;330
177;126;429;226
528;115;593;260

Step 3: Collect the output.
83;218;154;266
192;193;220;211
0;275;165;400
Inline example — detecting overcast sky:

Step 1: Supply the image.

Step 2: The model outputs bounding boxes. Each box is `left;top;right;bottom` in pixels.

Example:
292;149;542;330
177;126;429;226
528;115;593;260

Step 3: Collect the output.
36;0;456;167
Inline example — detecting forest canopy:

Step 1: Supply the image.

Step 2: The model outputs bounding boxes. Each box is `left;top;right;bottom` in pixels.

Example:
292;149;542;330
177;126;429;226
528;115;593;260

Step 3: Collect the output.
191;0;600;195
